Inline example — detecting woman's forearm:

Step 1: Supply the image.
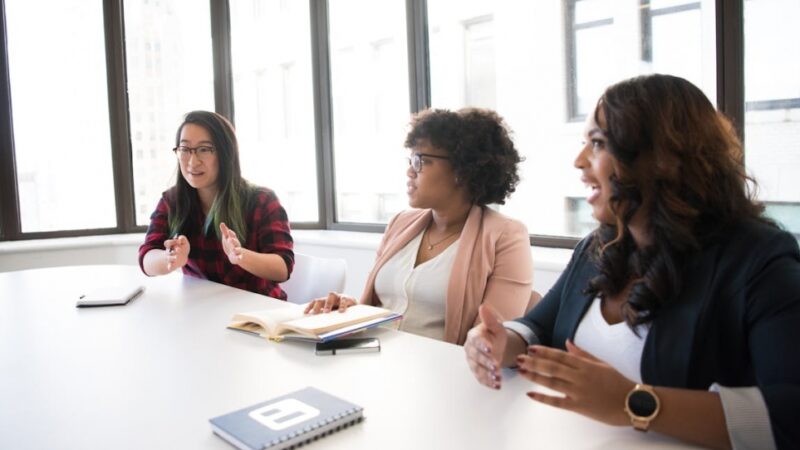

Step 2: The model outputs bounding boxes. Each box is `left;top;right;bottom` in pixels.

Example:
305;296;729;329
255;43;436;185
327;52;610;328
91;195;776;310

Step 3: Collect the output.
502;329;528;367
647;387;731;450
237;250;289;282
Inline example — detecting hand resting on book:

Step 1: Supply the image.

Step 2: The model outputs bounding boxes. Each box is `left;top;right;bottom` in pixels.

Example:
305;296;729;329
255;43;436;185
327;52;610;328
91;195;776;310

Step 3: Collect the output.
304;292;358;314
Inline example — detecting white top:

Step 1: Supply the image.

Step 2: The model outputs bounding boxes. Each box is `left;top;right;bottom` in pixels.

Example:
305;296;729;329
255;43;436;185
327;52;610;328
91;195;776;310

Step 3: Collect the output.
373;231;458;341
572;297;649;383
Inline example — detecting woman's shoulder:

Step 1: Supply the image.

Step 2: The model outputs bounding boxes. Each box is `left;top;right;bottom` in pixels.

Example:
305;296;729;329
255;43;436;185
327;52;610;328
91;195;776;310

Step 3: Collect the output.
159;187;178;205
245;185;280;205
480;207;529;235
388;208;429;226
713;218;799;260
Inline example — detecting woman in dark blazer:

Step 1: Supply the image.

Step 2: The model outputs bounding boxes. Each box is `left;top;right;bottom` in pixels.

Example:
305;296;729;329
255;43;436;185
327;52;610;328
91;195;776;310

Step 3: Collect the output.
464;74;800;449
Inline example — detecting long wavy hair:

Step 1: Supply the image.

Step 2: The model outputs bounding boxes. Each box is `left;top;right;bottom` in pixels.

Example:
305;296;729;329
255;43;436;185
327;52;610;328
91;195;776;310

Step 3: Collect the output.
167;111;252;240
586;74;771;328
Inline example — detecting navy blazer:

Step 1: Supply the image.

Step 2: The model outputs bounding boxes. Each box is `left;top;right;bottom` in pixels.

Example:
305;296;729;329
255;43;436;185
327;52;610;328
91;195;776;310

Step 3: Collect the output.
516;219;800;449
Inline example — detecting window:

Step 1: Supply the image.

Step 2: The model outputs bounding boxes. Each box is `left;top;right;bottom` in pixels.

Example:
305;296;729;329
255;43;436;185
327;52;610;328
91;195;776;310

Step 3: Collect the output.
125;0;216;226
328;0;410;224
642;1;712;102
5;0;116;232
230;0;319;222
568;0;616;120
744;0;800;237
429;6;496;109
428;0;716;239
0;1;794;244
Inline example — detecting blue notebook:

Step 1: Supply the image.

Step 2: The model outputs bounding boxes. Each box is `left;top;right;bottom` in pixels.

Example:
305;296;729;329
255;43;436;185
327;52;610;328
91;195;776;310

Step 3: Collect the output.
209;387;364;450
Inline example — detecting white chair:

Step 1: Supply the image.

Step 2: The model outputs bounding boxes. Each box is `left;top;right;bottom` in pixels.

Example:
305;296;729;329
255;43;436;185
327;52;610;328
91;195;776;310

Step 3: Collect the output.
281;253;347;304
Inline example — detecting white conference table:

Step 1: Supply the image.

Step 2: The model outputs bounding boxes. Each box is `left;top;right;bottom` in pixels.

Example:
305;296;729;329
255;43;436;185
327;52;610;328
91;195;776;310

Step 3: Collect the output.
0;265;698;450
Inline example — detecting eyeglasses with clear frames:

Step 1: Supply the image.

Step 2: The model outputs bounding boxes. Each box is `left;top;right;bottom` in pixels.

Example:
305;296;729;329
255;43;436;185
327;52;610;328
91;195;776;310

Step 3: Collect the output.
407;152;450;173
173;145;216;161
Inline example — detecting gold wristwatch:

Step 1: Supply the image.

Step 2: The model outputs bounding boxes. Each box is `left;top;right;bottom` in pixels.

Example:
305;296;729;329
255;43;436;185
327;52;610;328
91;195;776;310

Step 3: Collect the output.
624;383;660;431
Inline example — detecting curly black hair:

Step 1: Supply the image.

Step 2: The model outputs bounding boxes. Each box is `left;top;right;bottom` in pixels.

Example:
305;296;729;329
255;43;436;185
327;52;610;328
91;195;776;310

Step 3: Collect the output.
404;108;523;206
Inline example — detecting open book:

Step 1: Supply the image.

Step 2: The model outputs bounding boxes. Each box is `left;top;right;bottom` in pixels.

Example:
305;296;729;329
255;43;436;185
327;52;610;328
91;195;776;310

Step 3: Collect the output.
228;303;402;343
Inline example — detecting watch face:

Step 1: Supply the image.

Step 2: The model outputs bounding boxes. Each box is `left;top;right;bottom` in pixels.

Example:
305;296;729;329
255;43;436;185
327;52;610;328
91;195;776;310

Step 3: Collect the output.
628;390;658;417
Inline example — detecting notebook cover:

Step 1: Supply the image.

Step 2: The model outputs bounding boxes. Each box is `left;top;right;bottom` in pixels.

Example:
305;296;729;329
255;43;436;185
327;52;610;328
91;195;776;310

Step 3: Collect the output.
209;386;363;450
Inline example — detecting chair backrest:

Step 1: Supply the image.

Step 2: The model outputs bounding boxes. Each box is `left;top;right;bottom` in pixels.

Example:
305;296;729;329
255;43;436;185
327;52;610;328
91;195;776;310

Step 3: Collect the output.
525;290;543;314
281;253;347;304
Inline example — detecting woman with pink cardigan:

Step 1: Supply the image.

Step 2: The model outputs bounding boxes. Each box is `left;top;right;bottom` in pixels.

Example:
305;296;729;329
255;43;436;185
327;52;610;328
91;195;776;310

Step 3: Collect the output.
306;108;532;345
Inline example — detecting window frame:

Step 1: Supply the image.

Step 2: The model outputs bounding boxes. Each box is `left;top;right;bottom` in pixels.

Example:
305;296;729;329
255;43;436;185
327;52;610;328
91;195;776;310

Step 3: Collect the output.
564;0;615;123
0;0;753;248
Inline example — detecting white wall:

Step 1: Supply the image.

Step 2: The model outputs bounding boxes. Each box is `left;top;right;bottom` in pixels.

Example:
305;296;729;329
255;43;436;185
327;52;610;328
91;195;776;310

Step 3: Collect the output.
0;230;569;297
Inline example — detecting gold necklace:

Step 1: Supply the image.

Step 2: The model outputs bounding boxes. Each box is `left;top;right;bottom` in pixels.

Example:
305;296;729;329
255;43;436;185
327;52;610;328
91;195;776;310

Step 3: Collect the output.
426;228;462;250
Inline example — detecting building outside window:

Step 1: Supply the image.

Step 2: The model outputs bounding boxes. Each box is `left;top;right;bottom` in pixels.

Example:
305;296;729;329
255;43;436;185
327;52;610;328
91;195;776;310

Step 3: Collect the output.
1;0;797;242
5;0;116;232
230;0;319;223
125;0;216;226
328;0;410;224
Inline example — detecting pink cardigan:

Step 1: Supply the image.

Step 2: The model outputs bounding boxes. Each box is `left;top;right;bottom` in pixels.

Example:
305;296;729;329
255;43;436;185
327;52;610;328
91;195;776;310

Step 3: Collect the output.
360;205;533;345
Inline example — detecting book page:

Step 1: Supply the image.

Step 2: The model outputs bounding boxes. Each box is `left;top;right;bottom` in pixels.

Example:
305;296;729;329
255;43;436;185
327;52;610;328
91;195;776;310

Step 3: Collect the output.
231;303;306;336
279;304;392;336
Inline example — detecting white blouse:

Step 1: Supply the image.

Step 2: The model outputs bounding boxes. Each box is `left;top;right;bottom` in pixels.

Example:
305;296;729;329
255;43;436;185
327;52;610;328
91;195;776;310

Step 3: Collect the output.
373;231;458;341
572;297;649;382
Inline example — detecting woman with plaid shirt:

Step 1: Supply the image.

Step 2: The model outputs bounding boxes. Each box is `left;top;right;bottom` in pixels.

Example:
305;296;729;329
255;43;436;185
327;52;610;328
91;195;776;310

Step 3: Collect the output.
139;111;294;299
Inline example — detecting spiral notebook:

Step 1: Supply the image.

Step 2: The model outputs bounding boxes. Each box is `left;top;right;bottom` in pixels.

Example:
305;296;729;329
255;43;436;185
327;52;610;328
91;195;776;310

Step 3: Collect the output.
209;386;363;450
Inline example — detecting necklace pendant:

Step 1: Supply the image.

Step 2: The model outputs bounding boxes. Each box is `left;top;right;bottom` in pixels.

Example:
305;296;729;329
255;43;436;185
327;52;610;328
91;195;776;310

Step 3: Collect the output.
427;245;433;250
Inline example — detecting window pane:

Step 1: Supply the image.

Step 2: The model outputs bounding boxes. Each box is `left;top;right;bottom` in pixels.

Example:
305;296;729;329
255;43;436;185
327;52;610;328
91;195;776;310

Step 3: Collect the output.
125;0;216;226
428;0;716;238
230;0;318;222
744;0;800;238
329;0;410;223
6;0;116;232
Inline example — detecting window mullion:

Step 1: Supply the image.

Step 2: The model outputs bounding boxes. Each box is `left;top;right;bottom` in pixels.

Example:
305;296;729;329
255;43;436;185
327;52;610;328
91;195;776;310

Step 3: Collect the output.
104;0;137;233
310;0;335;229
211;0;234;123
716;0;744;142
406;0;430;113
0;0;20;240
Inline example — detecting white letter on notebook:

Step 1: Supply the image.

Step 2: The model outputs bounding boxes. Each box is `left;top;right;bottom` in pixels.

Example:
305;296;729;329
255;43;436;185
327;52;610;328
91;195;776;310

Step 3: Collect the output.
248;398;320;430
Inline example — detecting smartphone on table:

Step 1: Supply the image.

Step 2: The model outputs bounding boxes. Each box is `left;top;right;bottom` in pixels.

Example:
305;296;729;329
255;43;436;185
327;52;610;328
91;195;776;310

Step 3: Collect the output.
315;337;380;356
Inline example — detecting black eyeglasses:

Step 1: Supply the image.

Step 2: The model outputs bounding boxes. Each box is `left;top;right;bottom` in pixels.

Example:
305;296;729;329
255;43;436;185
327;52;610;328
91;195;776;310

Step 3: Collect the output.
407;152;450;173
173;145;216;161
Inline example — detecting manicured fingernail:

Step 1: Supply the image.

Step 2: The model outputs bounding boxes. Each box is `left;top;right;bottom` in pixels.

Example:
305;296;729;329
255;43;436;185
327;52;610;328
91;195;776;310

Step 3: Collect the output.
526;392;536;399
518;367;527;374
482;346;490;354
494;384;501;390
528;346;537;354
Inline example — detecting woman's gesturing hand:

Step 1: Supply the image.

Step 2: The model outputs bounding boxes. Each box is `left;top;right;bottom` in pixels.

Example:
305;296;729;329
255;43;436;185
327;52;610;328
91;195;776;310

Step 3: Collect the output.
464;305;508;389
164;235;190;272
518;339;634;426
220;223;244;265
303;292;358;314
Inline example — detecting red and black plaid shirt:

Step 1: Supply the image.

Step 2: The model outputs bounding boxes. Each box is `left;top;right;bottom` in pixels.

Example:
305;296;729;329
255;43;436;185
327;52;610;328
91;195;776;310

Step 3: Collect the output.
138;186;294;299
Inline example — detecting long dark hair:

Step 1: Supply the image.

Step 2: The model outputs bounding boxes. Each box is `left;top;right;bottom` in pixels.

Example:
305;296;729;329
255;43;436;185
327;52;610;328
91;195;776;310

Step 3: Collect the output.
586;74;771;327
168;111;252;239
